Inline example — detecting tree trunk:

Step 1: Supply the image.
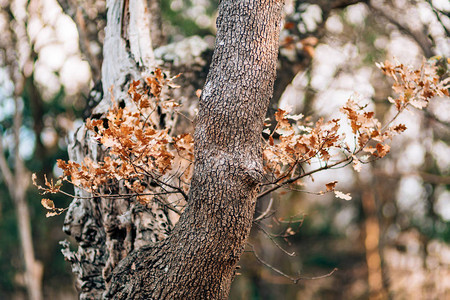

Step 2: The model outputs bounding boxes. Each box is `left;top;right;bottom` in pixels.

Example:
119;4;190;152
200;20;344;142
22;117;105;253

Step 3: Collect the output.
14;100;43;300
61;1;172;298
105;0;284;298
63;0;284;298
0;2;44;298
0;96;43;300
15;185;43;300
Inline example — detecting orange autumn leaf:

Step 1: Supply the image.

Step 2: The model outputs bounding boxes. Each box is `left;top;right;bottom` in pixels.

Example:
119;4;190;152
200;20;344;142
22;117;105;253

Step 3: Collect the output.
326;181;338;192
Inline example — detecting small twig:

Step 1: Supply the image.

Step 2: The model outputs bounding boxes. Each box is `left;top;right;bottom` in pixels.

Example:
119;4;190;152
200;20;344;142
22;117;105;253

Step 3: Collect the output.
282;186;331;195
247;243;338;284
153;197;182;215
380;106;405;132
257;155;351;199
254;197;274;221
425;0;450;38
41;187;183;215
273;213;305;237
152;176;189;200
261;161;298;186
133;164;189;200
254;222;295;257
173;141;194;163
277;213;305;224
174;109;194;123
51;187;182;200
259;100;412;199
369;3;434;57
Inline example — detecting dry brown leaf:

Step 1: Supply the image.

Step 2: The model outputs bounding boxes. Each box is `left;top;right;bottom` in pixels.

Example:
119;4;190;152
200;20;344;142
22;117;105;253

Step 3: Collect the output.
41;198;55;210
325;181;338;192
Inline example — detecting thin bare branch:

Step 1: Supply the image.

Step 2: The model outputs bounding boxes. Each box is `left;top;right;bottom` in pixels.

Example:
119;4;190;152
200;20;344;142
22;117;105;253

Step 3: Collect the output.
254;222;296;257
425;0;450;38
133;164;189;200
258;155;351;199
368;2;434;58
153;197;182;215
247;243;338;284
254;197;274;221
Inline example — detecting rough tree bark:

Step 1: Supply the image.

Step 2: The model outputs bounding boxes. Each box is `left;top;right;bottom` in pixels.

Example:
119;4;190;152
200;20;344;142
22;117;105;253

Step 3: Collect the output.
62;0;284;298
58;0;447;298
105;0;284;298
61;1;173;299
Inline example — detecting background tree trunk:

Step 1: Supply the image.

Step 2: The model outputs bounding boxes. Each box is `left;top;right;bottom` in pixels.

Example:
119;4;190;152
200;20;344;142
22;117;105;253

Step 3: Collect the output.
0;2;44;298
0;88;43;300
11;97;43;300
61;1;173;298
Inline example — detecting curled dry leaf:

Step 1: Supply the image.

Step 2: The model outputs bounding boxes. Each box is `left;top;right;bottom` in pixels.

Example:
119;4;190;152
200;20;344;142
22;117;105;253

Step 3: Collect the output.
263;108;342;178
46;211;60;218
41;198;55;210
392;124;407;133
377;59;449;112
325;181;338;192
35;70;191;215
352;156;362;172
375;143;391;158
41;198;66;217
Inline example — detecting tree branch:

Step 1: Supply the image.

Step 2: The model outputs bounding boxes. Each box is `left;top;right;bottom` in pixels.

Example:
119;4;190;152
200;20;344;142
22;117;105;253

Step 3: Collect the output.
258;156;352;199
368;2;434;58
247;243;338;284
425;0;450;38
254;222;296;257
254;197;274;221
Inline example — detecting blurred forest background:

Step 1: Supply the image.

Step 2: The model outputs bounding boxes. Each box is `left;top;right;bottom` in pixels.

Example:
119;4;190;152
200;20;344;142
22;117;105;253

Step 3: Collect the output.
0;0;449;299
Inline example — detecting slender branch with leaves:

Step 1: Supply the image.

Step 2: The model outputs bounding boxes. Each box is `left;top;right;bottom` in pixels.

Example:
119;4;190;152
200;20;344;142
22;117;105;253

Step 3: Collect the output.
34;59;449;218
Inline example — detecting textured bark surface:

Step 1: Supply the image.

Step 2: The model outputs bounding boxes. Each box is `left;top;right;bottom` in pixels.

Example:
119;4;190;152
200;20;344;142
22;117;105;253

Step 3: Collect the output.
60;0;214;297
105;0;284;298
63;0;284;298
61;1;173;299
56;0;165;82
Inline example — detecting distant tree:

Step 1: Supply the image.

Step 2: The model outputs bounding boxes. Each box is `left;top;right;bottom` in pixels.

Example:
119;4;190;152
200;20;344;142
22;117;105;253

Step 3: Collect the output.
0;3;43;300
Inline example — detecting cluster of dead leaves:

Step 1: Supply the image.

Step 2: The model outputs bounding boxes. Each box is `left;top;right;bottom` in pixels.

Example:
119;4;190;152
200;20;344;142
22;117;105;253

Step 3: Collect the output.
377;59;449;111
35;69;193;216
32;174;67;217
263;110;341;176
35;60;449;215
262;59;449;199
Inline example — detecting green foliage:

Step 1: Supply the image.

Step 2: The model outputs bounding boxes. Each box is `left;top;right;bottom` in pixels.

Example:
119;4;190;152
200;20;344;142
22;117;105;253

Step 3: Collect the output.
161;0;219;38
